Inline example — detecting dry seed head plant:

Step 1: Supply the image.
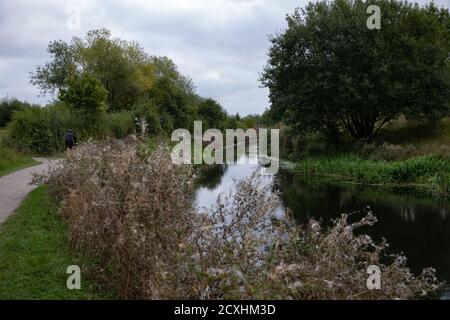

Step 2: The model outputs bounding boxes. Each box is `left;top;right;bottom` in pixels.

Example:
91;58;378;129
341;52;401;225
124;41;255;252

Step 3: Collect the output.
34;139;443;299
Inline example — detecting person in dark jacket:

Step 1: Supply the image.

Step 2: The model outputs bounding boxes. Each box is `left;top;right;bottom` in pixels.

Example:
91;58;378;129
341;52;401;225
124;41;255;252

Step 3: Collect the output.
65;129;77;149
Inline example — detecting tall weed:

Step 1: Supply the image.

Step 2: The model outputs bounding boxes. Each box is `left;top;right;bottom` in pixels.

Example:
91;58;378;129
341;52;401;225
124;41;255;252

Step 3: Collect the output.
35;139;442;299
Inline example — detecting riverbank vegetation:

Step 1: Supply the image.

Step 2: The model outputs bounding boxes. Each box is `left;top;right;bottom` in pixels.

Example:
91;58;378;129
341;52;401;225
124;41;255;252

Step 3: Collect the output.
282;118;450;194
31;139;441;299
261;0;450;193
294;154;450;193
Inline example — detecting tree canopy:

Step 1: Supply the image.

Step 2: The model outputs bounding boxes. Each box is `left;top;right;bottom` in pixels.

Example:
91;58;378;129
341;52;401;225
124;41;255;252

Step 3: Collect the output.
261;0;450;142
197;98;228;130
58;73;108;114
29;28;233;132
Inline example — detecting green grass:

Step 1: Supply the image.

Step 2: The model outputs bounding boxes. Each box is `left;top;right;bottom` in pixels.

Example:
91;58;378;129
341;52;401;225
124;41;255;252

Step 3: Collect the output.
0;186;102;299
295;154;450;193
290;117;450;193
0;147;39;177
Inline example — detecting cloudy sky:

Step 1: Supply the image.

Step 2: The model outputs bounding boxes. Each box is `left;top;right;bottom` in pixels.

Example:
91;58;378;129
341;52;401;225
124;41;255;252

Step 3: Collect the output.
0;0;448;115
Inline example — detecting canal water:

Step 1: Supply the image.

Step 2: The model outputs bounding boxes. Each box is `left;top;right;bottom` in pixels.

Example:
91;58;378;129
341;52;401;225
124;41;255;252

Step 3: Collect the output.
195;152;450;299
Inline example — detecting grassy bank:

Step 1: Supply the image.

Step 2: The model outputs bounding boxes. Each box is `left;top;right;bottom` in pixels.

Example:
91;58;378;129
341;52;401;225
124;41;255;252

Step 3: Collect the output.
0;147;38;177
0;129;39;176
0;186;101;299
288;117;450;193
294;155;450;193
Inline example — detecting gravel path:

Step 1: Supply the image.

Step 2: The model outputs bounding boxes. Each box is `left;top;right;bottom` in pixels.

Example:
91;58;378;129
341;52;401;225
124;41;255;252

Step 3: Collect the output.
0;158;53;225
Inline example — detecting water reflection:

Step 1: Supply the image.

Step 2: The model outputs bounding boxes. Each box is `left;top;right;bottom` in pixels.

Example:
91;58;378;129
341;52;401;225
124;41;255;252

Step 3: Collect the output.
195;154;450;298
195;152;272;210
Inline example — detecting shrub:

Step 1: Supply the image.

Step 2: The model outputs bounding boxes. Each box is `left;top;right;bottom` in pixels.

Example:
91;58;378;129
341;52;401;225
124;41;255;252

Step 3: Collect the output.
36;139;196;298
132;101;162;135
279;127;310;160
6;106;79;154
6;103;138;154
103;112;135;138
35;139;442;299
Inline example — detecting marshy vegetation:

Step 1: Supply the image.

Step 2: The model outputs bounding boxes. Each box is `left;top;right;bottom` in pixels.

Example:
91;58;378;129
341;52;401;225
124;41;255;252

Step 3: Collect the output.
294;154;450;193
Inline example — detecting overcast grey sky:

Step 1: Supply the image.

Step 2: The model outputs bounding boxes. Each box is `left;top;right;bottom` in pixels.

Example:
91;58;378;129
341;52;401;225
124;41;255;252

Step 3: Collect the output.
0;0;448;115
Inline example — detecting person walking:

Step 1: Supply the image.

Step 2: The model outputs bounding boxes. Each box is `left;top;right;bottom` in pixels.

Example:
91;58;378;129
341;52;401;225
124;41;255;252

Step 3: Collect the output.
64;129;77;150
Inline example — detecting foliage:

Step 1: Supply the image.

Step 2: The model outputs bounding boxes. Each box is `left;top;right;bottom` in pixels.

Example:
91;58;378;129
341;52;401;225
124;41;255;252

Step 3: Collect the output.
0;97;36;128
29;40;77;96
102;111;136;138
35;139;442;299
148;76;196;131
7;106;77;154
295;154;450;193
196;98;227;130
360;143;420;161
58;73;108;114
261;0;450;141
35;140;196;298
30;28;203;131
132;100;162;135
6;104;136;154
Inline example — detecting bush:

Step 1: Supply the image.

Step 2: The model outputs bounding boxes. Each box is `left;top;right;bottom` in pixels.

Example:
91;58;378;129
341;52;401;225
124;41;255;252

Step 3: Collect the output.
35;139;442;299
58;73;108;114
36;139;196;298
6;106;80;154
6;103;137;154
132;101;162;135
279;127;309;160
103;112;135;138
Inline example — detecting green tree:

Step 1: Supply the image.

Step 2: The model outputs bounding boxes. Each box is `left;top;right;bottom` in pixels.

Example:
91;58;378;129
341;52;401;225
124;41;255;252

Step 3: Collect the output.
30;29;201;129
261;0;450;142
0;97;35;127
58;73;108;115
30;29;155;111
197;98;227;130
73;29;154;111
30;40;77;96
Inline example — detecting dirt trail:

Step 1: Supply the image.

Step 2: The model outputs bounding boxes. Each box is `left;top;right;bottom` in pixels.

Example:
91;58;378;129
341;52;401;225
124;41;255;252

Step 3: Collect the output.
0;158;53;225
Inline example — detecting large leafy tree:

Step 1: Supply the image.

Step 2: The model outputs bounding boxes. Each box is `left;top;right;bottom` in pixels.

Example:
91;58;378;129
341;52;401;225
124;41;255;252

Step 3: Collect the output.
30;29;204;132
261;0;450;142
73;29;155;111
31;29;154;111
197;98;228;130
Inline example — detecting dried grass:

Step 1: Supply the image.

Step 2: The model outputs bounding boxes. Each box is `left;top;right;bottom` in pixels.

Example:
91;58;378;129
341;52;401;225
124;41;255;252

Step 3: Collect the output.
34;139;442;299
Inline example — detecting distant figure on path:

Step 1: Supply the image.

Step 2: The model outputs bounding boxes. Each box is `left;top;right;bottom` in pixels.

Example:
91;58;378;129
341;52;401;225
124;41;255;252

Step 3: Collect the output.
65;129;77;150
